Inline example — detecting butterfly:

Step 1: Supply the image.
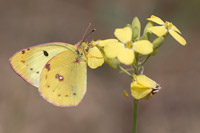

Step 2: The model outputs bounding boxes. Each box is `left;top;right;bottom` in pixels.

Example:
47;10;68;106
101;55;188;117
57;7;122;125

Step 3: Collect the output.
9;25;104;107
9;41;88;107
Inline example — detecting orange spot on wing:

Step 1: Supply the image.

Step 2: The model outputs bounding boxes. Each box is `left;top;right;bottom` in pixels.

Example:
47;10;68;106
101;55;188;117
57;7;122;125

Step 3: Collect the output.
22;50;25;54
45;63;50;71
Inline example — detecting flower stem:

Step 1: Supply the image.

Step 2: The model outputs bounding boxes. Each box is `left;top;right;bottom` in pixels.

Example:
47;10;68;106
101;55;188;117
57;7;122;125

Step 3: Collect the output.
138;55;151;71
132;56;140;133
133;99;139;133
118;65;133;78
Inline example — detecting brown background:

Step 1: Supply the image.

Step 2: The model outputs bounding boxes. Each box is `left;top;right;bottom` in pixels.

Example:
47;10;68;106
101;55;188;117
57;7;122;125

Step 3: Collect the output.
0;0;200;133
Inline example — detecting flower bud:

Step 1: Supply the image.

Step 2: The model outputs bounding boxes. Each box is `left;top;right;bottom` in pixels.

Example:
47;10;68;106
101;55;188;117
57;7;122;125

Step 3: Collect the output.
152;37;164;49
104;56;120;69
151;48;159;56
150;37;164;56
131;17;141;40
141;22;154;40
132;27;139;41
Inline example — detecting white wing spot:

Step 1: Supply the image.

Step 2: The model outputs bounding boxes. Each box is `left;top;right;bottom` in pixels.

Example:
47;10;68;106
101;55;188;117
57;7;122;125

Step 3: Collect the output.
55;74;64;81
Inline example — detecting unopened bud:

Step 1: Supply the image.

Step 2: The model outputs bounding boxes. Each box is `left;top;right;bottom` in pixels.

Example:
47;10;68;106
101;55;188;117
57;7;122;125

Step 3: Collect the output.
131;17;141;40
142;22;154;40
151;48;159;56
152;37;164;49
132;27;139;41
104;57;120;69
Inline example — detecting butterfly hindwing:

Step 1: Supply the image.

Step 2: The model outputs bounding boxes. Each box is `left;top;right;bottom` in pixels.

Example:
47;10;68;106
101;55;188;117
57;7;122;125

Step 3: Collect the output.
39;49;87;107
9;42;75;87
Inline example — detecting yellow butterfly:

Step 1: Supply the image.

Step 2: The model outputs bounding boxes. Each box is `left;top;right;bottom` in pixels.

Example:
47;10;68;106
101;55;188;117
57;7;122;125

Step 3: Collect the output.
9;27;104;107
9;42;89;106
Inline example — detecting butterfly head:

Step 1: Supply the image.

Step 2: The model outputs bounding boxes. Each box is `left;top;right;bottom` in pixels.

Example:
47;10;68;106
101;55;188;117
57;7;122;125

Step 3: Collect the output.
74;23;96;62
74;41;88;62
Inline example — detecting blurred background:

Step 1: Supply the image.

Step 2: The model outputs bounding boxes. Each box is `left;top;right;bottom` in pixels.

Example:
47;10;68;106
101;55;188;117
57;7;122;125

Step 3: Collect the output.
1;0;200;133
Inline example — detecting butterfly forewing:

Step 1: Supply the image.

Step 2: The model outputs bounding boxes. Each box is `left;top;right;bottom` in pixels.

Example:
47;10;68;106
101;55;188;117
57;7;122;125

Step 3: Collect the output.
39;49;87;107
9;43;74;87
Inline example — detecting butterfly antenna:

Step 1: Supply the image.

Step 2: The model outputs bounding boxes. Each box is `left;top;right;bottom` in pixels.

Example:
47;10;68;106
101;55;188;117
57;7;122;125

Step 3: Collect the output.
81;23;91;42
75;23;96;50
80;23;96;43
83;28;96;42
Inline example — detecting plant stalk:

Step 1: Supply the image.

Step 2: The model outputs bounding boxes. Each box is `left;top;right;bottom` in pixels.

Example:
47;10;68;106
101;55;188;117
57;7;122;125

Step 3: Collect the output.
118;65;133;78
133;99;139;133
138;55;151;71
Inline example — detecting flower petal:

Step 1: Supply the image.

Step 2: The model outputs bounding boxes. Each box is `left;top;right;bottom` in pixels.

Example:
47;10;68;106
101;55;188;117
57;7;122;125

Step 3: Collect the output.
104;42;124;58
131;81;152;100
171;24;181;34
147;15;165;25
117;48;134;65
123;90;129;98
87;46;104;69
98;39;118;47
114;27;132;42
169;30;186;46
148;26;167;37
134;40;153;55
134;75;156;88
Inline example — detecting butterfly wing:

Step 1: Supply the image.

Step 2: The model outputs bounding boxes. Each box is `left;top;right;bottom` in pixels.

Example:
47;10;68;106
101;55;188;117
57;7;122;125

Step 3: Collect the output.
9;42;75;87
39;49;87;107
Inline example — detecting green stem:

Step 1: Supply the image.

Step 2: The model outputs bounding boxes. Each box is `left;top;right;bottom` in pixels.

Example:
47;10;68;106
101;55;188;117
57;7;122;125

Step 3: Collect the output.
138;55;151;72
133;99;139;133
118;65;133;78
132;56;140;133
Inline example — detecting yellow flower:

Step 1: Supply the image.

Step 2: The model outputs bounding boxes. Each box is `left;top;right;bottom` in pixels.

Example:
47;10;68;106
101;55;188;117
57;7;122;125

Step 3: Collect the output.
130;75;161;100
147;15;186;46
87;41;104;69
98;27;153;65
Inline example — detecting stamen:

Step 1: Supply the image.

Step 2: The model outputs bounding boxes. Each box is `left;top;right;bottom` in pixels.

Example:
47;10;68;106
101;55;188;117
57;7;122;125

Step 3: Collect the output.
125;41;134;49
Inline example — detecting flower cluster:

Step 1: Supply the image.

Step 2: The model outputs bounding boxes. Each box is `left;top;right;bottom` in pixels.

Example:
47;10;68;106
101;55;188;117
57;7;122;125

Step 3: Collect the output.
85;15;186;100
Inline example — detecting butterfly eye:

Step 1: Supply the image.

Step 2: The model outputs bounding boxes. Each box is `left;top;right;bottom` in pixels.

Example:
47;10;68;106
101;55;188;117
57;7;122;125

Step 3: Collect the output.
85;48;89;52
76;50;80;55
79;53;84;59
